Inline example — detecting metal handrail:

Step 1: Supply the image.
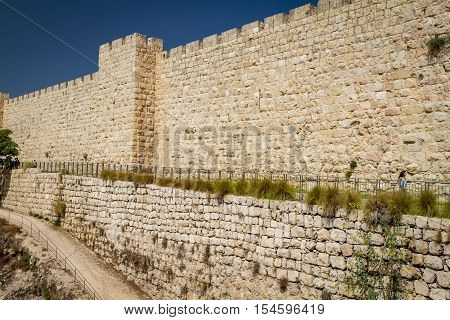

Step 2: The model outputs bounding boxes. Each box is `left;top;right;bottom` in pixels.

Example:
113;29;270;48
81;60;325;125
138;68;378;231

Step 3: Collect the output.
0;210;102;300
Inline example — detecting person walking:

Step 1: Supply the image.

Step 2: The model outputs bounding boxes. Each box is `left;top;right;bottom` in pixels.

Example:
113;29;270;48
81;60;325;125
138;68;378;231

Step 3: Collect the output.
398;171;408;191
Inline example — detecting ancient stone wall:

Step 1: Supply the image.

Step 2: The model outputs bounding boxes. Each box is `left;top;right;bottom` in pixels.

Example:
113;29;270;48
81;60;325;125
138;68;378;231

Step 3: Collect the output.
2;34;161;165
0;92;9;129
1;0;449;180
2;170;449;299
154;0;449;180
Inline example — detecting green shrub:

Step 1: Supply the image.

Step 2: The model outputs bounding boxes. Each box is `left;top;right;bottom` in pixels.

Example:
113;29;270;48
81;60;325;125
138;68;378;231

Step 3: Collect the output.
214;180;233;202
23;163;34;169
53;219;61;227
248;180;261;197
182;179;193;190
427;34;450;56
255;179;274;199
117;171;133;182
196;180;214;193
346;226;405;300
365;191;412;226
278;277;288;293
364;192;390;226
388;191;413;224
272;180;295;201
341;189;362;213
235;179;249;196
100;169;117;181
100;170;109;180
345;171;353;181
59;168;70;175
306;185;323;206
53;200;66;218
133;173;154;185
418;190;437;216
157;177;174;187
172;179;182;188
322;187;341;217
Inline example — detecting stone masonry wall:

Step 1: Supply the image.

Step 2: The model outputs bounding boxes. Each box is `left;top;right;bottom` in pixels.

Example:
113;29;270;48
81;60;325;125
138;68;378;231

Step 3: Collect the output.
0;92;9;128
154;0;449;180
1;0;449;180
2;170;449;299
3;34;162;165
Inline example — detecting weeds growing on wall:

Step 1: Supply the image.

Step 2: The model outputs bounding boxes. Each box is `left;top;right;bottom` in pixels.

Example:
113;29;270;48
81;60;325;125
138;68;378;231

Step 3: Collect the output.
255;179;273;199
202;245;212;266
180;285;188;298
157;177;174;187
346;224;405;300
306;185;322;206
278;277;288;293
94;169;447;218
364;191;414;226
341;189;362;213
181;179;193;190
235;179;249;195
252;261;260;277
132;173;154;185
345;161;358;181
100;169;154;185
417;190;437;216
322;187;341;217
272;180;296;201
214;180;233;202
53;200;66;219
427;34;450;56
193;180;214;193
23;163;34;169
388;191;413;224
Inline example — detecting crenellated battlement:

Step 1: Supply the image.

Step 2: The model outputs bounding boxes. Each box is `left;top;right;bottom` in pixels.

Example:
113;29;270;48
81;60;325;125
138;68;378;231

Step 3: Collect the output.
5;72;98;105
162;0;355;59
99;33;163;53
6;33;163;105
4;1;350;101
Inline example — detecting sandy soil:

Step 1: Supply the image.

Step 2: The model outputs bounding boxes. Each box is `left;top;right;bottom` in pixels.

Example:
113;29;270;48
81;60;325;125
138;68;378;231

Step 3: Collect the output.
0;209;148;300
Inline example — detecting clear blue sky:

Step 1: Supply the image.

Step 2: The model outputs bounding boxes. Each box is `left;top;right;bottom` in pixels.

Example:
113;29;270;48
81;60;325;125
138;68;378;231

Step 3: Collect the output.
0;0;315;97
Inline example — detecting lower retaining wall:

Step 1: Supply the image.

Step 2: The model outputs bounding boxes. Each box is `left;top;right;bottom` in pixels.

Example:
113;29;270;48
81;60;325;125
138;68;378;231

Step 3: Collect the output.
1;169;449;299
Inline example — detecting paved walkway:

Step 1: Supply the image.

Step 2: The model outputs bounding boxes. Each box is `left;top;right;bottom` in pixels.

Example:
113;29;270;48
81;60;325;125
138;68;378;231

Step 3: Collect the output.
0;208;148;300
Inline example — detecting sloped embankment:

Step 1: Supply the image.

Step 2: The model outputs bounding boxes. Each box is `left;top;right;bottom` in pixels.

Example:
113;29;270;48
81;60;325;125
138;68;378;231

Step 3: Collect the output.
0;218;88;300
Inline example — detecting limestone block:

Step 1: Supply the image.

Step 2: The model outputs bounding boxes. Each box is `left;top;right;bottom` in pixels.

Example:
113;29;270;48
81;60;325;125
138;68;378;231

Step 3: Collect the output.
424;256;444;270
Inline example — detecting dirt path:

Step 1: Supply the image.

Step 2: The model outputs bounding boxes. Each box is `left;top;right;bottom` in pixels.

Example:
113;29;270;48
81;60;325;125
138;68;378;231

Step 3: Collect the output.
0;208;148;300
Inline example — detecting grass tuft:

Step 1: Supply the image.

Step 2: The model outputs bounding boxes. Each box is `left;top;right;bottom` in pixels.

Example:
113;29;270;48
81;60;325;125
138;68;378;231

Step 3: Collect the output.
417;190;437;217
322;187;341;218
53;200;66;218
272;180;295;201
306;185;323;206
235;179;249;196
214;180;233;202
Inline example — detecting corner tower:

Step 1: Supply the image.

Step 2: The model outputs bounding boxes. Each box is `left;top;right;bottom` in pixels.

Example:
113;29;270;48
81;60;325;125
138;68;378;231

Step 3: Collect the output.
98;33;163;165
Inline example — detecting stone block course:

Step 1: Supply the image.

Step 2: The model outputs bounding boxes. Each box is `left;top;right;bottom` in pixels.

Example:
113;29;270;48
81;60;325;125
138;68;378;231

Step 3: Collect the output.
1;170;449;299
0;0;448;180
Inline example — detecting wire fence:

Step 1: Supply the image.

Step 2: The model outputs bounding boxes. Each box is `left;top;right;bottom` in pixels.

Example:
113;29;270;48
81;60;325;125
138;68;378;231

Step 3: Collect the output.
20;161;450;203
0;210;101;300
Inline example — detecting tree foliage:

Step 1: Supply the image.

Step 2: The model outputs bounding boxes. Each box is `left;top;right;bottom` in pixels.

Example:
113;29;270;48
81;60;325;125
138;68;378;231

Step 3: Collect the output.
0;129;19;170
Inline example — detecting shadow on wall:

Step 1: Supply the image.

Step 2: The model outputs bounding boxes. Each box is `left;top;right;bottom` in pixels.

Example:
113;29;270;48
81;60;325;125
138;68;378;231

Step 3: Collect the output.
0;171;12;207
